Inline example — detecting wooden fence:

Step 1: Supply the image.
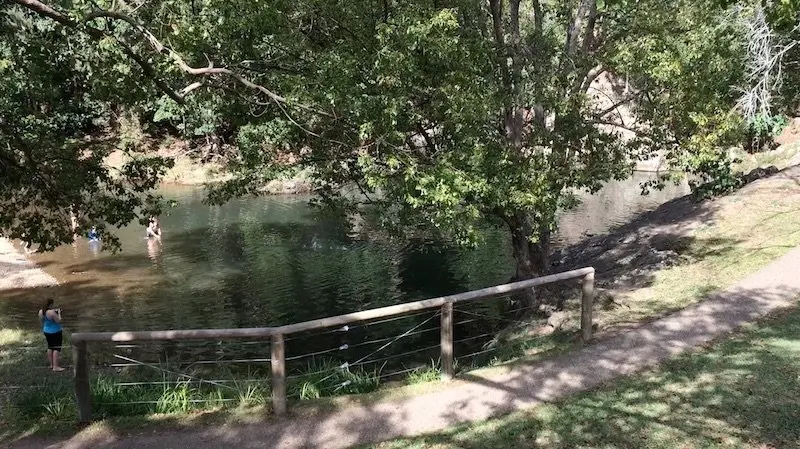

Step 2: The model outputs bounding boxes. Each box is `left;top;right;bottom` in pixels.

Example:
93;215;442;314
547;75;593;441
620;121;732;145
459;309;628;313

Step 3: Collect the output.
71;266;595;422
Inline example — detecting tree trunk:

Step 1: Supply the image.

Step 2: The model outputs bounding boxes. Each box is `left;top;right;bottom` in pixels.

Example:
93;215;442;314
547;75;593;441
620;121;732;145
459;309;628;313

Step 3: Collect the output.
507;213;551;313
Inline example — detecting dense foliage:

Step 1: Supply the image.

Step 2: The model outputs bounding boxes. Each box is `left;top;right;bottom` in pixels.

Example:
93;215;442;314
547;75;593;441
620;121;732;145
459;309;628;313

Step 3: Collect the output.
1;0;795;302
0;4;173;249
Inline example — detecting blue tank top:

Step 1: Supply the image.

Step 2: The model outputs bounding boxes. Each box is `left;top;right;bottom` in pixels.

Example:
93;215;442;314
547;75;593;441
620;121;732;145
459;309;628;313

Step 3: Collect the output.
42;309;62;334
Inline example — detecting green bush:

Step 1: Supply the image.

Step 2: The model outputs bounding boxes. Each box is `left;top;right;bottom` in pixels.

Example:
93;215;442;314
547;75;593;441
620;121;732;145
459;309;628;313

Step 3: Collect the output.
744;114;789;153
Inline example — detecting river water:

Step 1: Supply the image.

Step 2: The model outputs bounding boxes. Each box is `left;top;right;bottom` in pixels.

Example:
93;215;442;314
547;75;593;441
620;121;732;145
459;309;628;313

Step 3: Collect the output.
1;172;688;335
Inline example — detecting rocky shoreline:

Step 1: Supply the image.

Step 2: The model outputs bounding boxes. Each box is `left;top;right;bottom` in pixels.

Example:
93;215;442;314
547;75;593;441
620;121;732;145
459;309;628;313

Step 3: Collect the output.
0;238;58;291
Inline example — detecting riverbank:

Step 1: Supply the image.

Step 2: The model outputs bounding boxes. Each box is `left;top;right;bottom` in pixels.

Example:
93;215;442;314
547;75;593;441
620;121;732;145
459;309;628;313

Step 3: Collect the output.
0;239;58;290
108;124;800;191
506;164;800;363
104;145;313;194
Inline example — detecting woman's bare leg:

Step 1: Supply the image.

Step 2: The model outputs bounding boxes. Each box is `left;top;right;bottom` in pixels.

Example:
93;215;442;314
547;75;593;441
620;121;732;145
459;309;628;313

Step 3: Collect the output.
51;350;64;371
46;349;53;369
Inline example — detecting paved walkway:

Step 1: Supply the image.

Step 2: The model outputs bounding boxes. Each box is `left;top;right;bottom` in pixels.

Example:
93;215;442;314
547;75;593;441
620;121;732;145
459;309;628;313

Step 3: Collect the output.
10;246;800;449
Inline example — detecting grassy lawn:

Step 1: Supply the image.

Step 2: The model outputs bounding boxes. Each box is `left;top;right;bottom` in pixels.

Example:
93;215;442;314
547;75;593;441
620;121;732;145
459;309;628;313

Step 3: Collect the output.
733;142;800;174
368;305;800;449
0;328;76;440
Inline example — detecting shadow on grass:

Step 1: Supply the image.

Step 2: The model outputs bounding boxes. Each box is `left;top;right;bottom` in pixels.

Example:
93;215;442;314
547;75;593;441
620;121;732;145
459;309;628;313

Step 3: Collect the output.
374;307;800;449
554;164;800;287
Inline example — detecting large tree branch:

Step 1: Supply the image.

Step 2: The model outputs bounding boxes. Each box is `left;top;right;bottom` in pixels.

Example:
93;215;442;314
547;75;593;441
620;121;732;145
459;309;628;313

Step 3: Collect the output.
12;0;71;27
582;1;599;55
509;0;521;45
578;64;605;93
591;87;651;123
114;36;186;104
488;0;505;50
531;0;543;38
590;118;650;138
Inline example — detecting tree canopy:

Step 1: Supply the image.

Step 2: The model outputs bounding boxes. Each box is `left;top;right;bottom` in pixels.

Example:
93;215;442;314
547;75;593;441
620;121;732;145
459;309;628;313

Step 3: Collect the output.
0;0;788;302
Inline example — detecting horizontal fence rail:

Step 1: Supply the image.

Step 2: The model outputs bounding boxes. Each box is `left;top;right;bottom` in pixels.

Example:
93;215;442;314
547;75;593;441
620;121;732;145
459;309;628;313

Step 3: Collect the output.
70;266;595;422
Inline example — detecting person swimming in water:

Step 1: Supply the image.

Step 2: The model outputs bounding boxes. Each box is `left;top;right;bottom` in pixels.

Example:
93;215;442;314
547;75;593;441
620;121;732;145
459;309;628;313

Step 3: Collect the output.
146;217;161;239
145;217;161;238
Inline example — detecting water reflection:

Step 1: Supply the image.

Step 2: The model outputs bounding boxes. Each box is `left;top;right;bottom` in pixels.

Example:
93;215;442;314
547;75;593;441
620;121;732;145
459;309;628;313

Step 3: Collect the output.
88;240;102;257
146;237;162;265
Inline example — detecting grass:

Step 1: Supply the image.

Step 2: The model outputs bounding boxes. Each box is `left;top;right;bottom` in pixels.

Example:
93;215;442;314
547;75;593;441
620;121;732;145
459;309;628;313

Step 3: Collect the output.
405;361;442;385
732;142;800;174
0;335;383;436
287;358;382;400
0;328;274;434
367;304;800;449
604;190;800;326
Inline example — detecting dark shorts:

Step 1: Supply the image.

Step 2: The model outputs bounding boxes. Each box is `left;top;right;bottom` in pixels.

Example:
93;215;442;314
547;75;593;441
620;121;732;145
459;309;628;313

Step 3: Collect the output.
44;331;63;350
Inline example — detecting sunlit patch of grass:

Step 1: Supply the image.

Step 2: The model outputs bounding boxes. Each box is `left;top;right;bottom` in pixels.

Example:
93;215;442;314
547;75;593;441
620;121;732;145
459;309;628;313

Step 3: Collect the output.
287;358;382;400
733;142;800;174
610;191;800;326
156;381;199;415
406;361;441;384
0;328;32;346
1;326;76;433
368;304;800;449
231;381;267;409
92;375;157;417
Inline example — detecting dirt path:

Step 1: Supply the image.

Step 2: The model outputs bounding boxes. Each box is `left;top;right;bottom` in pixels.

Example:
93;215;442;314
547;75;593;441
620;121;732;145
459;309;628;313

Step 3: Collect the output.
7;242;800;449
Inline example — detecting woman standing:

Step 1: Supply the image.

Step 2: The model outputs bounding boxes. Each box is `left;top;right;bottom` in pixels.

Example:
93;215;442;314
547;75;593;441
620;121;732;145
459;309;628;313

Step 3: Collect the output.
39;298;65;372
146;217;161;239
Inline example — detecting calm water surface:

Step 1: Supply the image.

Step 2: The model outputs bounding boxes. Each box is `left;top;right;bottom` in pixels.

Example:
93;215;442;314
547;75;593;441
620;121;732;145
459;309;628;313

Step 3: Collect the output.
1;172;688;336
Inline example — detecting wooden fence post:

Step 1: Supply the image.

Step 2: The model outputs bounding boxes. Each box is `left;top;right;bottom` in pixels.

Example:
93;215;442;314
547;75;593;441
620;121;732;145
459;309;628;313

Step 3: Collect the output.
581;271;595;343
271;333;287;415
440;301;454;380
73;340;92;424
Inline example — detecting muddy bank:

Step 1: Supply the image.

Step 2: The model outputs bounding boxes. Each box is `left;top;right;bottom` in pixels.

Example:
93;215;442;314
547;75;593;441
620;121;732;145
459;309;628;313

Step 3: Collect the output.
0;239;58;291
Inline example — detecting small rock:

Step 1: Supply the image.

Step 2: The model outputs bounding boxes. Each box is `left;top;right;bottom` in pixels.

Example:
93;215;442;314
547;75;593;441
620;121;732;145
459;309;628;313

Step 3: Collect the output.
742;165;779;184
618;252;638;265
283;180;298;194
547;311;570;330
